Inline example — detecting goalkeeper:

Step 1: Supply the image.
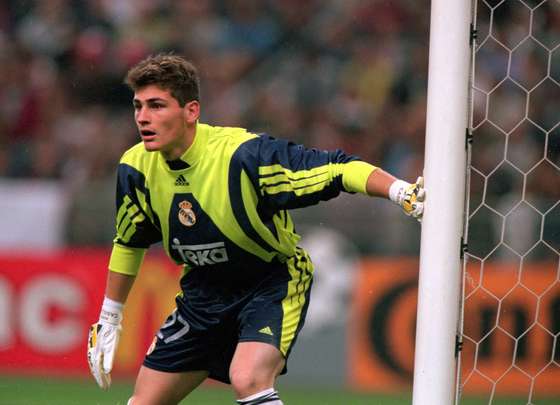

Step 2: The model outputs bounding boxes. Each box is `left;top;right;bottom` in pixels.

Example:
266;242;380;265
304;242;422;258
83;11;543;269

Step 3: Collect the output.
87;53;425;405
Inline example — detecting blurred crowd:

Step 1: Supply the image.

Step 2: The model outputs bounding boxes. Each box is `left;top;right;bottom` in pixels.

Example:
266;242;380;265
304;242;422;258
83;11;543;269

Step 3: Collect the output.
0;0;428;182
0;0;558;255
0;0;429;247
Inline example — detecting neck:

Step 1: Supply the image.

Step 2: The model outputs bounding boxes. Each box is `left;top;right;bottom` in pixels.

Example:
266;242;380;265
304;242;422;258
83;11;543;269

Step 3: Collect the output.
162;124;196;161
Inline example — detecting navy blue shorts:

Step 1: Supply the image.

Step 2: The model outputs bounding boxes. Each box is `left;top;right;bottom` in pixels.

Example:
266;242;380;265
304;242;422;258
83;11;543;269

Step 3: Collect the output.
143;249;313;384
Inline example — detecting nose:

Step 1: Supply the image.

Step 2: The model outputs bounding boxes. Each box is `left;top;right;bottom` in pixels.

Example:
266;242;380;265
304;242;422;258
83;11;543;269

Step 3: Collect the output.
136;106;150;125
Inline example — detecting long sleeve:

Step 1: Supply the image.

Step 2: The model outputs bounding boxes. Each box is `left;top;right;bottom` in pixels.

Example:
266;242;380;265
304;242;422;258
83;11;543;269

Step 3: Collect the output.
108;243;146;276
234;134;377;211
113;162;162;248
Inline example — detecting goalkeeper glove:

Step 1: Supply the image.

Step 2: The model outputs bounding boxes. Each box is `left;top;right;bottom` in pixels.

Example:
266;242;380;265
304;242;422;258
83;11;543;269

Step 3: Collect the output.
87;297;123;390
389;176;425;222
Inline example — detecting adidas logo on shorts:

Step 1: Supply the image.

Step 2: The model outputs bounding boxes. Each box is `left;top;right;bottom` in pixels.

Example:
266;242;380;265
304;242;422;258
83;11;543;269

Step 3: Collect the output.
258;326;274;336
175;174;189;186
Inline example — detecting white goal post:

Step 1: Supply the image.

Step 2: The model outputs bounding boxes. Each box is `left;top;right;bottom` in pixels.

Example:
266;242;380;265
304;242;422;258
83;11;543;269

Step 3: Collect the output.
412;1;472;404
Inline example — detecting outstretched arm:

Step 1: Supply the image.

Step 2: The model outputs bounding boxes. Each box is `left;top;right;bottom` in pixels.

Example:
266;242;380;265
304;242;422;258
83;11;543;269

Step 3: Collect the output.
366;168;425;222
364;168;397;198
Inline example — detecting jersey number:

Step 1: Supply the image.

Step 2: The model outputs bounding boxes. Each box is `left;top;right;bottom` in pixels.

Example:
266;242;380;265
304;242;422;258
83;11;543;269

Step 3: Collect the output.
157;310;190;343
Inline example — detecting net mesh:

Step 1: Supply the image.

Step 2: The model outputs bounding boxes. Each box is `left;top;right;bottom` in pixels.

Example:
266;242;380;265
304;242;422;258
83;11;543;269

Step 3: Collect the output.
461;0;560;403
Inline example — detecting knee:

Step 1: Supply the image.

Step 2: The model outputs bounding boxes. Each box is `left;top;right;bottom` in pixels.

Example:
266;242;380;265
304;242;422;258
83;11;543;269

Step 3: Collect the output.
127;393;172;405
127;395;146;405
230;369;272;398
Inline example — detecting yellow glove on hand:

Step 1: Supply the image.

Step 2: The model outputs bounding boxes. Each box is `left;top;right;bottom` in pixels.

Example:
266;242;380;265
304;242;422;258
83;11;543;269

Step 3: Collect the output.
87;297;123;390
389;177;425;222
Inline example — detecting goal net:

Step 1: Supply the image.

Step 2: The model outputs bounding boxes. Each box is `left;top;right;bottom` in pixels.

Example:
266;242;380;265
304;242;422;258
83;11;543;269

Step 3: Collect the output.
460;0;560;402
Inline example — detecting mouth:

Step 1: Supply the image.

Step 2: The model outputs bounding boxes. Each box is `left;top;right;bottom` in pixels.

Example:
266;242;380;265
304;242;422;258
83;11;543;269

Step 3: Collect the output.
140;129;157;140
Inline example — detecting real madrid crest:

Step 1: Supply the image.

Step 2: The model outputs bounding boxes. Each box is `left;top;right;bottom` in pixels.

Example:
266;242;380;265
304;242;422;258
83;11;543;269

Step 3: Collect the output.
178;200;196;227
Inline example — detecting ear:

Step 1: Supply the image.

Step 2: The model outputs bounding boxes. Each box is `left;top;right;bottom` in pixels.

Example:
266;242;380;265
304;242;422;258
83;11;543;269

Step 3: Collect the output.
183;100;200;124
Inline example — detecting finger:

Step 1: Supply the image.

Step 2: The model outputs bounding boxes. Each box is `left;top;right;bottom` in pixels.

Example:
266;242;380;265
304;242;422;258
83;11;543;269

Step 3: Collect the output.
97;348;107;386
94;370;106;389
100;369;111;390
97;351;111;390
102;346;115;374
92;365;109;390
414;203;424;218
102;328;120;374
416;188;426;202
91;340;107;388
92;358;108;389
417;176;424;187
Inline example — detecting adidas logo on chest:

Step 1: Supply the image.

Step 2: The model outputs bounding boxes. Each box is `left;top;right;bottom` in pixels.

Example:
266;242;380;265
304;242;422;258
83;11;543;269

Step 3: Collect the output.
175;174;189;186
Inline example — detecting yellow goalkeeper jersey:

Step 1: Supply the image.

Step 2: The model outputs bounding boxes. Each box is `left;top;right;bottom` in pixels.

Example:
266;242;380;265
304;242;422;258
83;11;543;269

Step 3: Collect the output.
109;122;375;276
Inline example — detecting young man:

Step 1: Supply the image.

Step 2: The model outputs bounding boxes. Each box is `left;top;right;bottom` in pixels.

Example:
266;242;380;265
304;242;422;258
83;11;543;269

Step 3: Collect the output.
87;53;424;405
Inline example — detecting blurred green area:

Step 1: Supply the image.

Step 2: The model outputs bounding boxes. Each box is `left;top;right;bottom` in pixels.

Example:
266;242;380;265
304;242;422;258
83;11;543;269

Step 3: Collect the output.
0;375;402;405
0;375;558;405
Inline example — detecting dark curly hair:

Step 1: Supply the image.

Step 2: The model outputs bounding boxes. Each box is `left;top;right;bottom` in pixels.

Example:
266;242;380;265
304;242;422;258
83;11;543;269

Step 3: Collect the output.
124;53;200;106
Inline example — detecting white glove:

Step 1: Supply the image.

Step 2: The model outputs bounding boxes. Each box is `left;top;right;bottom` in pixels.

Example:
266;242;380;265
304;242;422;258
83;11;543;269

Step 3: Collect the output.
87;297;123;390
389;176;425;222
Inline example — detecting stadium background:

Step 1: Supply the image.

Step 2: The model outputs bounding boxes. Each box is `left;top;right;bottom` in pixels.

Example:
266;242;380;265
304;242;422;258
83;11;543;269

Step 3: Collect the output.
0;1;558;404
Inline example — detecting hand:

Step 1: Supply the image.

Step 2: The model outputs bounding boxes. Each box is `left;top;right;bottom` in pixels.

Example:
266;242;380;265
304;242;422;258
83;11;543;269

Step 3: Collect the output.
87;299;123;390
390;176;425;222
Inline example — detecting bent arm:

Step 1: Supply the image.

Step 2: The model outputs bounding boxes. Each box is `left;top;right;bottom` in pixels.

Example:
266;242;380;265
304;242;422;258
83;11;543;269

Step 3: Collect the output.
364;167;425;221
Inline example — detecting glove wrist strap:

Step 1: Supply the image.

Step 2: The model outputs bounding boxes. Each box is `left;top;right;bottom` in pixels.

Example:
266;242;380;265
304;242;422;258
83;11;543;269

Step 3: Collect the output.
389;179;409;206
99;296;123;325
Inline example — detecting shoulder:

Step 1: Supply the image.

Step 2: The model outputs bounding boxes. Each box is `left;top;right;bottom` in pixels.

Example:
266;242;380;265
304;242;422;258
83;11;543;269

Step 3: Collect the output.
199;123;265;163
204;124;259;148
120;142;148;163
119;142;157;172
227;131;272;162
233;132;301;165
115;142;157;191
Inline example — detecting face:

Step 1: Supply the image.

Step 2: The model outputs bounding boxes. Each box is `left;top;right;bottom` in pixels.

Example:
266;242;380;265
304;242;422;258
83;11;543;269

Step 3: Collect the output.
133;84;199;160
